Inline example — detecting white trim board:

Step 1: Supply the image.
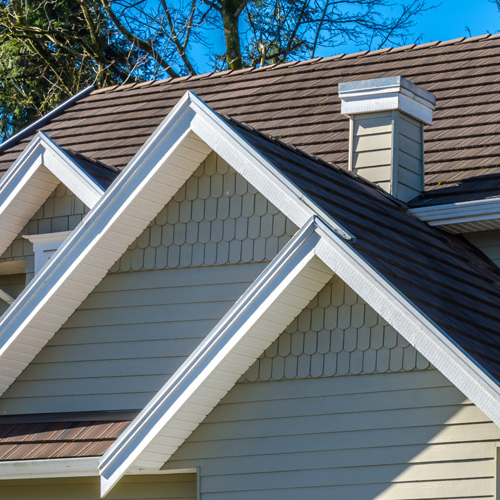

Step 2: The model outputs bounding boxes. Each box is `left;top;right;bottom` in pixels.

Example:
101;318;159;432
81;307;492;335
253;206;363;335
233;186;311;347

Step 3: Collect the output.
99;218;333;495
410;197;500;233
0;92;497;497
0;131;104;261
0;457;195;481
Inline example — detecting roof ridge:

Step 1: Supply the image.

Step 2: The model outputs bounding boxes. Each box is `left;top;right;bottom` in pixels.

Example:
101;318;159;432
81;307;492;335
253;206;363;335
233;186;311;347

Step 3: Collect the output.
220;113;405;208
92;32;499;95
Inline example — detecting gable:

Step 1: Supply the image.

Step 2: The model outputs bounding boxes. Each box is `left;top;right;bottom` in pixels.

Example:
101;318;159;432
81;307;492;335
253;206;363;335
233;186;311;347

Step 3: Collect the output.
0;154;298;415
0;183;88;285
242;275;431;383
166;277;500;499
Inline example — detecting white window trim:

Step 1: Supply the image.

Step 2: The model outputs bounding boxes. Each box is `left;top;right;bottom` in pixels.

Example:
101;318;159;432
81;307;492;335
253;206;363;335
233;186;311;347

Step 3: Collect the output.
23;231;72;274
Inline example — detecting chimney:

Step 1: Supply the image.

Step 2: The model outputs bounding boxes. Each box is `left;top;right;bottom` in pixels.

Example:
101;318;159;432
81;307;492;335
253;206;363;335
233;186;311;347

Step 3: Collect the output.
338;77;436;202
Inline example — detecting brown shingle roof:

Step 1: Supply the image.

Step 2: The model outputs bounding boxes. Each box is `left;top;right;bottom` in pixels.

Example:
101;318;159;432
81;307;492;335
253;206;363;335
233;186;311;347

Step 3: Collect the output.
223;115;500;383
0;412;135;461
2;34;500;203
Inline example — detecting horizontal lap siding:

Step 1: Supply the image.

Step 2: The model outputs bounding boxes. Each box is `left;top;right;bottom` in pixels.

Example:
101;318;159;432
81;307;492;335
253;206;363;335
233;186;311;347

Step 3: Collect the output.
0;263;265;414
0;474;197;499
168;370;500;499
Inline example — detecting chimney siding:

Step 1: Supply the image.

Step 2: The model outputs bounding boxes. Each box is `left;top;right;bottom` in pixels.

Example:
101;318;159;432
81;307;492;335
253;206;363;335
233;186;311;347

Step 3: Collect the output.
339;77;434;203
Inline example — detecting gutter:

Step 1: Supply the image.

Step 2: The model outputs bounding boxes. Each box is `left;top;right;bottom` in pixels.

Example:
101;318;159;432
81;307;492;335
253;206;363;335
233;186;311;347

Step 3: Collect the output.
409;197;500;232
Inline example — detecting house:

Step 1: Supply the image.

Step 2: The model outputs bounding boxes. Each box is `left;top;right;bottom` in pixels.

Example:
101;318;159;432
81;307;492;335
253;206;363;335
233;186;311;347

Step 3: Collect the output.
0;32;499;499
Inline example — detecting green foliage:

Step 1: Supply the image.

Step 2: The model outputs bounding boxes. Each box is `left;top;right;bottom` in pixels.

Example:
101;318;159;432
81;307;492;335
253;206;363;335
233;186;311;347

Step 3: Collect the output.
0;0;148;141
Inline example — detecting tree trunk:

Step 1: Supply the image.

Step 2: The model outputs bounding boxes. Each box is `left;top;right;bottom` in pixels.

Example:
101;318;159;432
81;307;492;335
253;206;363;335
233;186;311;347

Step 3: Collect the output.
221;0;245;70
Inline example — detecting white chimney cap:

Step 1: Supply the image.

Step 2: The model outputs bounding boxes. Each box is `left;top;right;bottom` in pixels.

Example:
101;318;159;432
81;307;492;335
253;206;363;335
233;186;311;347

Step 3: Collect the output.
338;76;436;125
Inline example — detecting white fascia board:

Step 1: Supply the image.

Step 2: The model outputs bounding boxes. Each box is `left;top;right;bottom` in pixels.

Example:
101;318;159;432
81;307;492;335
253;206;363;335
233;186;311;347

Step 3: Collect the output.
0;457;99;480
186;93;355;242
0;91;353;401
0;457;195;481
0;131;103;209
0;97;208;397
99;218;333;497
0;131;104;258
409;198;500;231
313;218;500;429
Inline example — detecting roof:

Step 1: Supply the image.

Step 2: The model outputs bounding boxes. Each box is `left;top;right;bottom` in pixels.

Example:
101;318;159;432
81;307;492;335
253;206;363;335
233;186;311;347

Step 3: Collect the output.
0;90;498;494
224;115;500;382
0;412;135;461
1;34;500;204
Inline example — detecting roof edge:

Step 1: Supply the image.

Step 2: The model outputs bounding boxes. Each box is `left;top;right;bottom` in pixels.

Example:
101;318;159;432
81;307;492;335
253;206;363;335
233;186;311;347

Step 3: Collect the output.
409;197;500;233
0;86;93;154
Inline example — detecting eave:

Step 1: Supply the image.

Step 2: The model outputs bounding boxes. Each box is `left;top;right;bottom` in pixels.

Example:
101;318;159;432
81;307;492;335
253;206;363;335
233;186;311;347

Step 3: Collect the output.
410;197;500;233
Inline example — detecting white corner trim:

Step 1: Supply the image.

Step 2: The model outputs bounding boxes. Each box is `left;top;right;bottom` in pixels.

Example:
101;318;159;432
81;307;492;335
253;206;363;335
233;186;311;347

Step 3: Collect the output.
410;197;500;231
98;218;332;496
313;217;500;428
0;457;99;480
23;231;72;245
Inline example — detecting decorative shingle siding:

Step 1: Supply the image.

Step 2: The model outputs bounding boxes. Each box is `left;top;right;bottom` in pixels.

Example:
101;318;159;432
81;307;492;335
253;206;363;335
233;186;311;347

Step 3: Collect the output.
110;153;297;273
242;276;430;383
0;184;88;282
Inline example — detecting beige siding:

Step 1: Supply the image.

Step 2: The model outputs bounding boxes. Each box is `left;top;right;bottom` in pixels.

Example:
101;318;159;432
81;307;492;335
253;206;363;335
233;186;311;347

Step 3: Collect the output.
242;276;430;382
0;474;196;499
166;278;500;499
111;152;297;273
396;113;424;202
0;263;266;414
350;112;424;202
351;112;392;193
169;370;499;499
465;229;500;267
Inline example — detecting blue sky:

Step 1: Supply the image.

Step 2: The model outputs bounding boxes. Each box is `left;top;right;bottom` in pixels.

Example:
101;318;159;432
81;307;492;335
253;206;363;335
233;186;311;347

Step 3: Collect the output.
192;0;500;73
394;0;498;45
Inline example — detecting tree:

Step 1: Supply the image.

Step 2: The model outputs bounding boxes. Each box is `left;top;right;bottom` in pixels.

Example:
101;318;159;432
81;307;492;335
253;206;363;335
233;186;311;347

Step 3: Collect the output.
0;0;150;140
107;0;429;72
0;0;430;142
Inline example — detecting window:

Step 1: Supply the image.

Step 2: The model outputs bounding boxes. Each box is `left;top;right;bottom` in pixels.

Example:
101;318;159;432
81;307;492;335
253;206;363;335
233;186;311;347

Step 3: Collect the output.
23;231;72;274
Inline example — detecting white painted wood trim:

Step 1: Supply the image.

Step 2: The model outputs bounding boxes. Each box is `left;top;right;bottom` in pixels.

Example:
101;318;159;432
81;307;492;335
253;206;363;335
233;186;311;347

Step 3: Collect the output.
409;197;500;232
23;231;72;244
313;217;500;429
0;456;195;480
98;218;332;496
0;457;99;479
0;288;14;305
23;231;73;274
0;131;104;264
